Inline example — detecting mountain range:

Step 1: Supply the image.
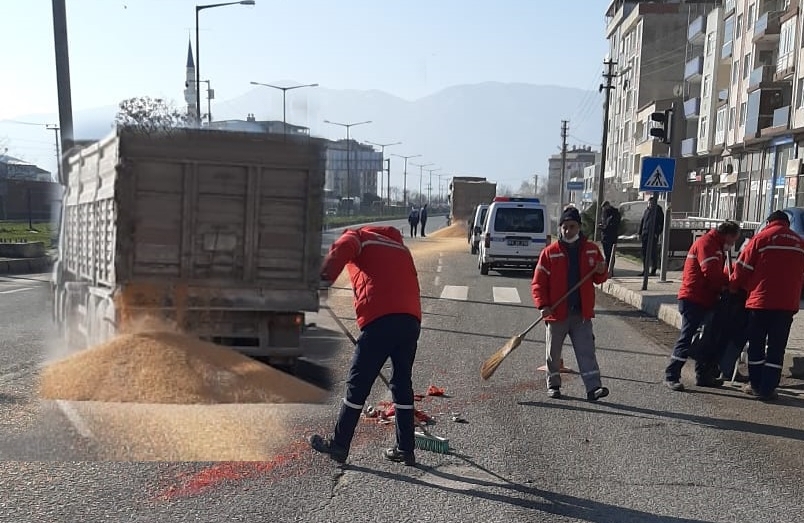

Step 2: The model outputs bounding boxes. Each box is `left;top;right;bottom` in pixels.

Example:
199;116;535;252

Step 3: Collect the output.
0;82;602;191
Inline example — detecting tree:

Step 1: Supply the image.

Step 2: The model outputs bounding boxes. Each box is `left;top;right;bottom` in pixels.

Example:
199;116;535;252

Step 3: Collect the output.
496;184;514;196
518;180;536;196
581;201;598;238
115;96;190;133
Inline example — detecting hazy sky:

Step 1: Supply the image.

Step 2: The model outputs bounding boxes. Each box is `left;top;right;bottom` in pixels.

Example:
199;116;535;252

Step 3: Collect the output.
2;0;610;178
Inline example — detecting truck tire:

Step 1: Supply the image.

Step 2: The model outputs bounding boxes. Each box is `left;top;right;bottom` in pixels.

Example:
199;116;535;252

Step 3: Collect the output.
480;263;490;276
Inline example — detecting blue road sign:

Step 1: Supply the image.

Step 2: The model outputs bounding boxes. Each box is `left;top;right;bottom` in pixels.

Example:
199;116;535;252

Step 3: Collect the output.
639;156;676;193
566;181;584;191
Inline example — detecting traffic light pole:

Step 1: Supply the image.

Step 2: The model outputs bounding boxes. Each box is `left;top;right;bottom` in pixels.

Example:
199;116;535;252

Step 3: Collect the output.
658;101;678;284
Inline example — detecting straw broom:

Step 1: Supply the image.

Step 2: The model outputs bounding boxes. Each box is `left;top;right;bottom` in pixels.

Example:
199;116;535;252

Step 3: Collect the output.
480;270;596;381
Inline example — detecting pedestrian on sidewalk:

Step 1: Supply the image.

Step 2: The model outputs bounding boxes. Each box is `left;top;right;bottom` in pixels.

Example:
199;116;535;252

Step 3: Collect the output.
599;201;621;274
408;207;419;238
531;207;610;401
729;211;804;401
310;226;422;466
664;220;741;391
419;204;429;237
638;196;664;276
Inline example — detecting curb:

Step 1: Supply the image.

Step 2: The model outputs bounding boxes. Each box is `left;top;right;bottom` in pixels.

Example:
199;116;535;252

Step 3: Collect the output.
0;256;52;275
600;279;804;379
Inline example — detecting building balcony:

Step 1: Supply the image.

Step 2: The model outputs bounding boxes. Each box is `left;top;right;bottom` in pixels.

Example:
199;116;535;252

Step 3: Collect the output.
721;40;733;61
724;0;735;16
753;11;783;44
684;97;701;119
718;89;730;104
684;56;704;82
776;52;796;80
761;105;791;136
748;65;777;92
688;15;706;45
681;138;698;157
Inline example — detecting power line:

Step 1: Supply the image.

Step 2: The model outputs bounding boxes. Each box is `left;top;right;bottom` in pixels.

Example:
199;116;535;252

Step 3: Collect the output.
1;120;51;127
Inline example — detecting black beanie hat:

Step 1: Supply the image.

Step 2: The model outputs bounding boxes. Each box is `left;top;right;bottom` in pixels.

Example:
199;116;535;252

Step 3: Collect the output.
560;207;582;225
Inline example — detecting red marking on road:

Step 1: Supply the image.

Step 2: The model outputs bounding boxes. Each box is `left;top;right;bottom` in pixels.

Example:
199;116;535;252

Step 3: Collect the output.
154;423;390;501
155;441;309;501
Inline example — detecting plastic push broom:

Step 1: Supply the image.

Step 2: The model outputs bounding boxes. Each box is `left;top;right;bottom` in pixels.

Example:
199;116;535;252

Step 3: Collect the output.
323;305;450;454
480;270;596;381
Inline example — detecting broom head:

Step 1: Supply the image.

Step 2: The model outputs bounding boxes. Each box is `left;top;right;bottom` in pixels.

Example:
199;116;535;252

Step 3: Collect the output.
480;333;524;380
414;430;450;454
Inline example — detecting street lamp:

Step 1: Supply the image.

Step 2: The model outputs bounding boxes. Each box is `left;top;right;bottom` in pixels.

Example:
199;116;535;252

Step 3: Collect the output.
411;162;434;207
324;119;372;209
186;79;213;124
392;153;421;208
250;81;318;137
365;141;401;206
425;167;441;205
195;0;255;126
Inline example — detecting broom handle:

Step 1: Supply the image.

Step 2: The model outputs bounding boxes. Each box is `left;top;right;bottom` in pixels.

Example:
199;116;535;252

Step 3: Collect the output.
323;305;394;388
520;269;597;338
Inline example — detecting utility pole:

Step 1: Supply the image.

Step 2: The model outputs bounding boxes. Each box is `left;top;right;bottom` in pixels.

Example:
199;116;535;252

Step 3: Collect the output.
533;173;539;196
393;154;421;208
51;0;74;185
46;125;62;183
593;58;617;243
558;120;569;234
385;158;391;207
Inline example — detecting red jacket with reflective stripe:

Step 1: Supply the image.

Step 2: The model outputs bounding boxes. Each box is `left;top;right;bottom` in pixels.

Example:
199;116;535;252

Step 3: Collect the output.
531;237;608;322
730;221;804;312
677;229;728;308
321;226;422;329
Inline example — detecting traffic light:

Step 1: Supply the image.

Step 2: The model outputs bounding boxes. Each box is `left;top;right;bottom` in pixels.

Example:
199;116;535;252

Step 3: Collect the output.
649;109;673;144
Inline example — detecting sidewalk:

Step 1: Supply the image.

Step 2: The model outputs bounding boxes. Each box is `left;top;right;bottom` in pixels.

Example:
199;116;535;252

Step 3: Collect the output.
600;254;804;379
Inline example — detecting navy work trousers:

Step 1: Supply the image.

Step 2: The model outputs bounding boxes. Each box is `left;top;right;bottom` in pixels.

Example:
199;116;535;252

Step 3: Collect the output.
665;299;712;381
746;309;795;396
334;313;420;453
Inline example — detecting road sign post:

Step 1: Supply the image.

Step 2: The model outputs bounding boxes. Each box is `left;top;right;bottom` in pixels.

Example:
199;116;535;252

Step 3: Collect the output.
639;156;676;291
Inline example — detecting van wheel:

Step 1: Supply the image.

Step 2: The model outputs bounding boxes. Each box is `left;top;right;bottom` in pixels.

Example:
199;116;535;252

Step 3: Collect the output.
480;263;490;275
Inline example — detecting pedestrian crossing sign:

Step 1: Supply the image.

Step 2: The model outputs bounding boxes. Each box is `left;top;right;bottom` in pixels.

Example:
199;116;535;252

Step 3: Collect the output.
639;156;675;193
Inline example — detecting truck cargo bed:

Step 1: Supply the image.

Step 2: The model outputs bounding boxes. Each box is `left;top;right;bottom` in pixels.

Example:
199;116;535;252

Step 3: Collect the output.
61;128;326;313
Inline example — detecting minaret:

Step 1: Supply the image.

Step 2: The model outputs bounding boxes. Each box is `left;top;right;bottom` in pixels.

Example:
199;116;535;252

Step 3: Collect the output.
183;39;198;120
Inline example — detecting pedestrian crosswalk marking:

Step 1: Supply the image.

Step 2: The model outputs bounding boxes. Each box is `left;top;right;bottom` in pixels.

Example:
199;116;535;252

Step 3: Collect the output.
440;285;469;301
492;287;521;303
0;287;33;295
644;166;670;188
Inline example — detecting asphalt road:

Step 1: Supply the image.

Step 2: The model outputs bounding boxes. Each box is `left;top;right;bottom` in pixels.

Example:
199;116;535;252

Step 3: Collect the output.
1;225;804;522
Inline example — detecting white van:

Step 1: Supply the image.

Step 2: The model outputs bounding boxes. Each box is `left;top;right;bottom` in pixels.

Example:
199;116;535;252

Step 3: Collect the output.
469;204;490;254
478;197;550;275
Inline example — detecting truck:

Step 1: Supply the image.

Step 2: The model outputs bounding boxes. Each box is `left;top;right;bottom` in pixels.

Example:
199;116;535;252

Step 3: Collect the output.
448;176;497;234
51;126;327;371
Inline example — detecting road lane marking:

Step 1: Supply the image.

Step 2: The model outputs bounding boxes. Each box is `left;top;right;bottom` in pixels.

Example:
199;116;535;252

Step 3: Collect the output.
56;400;94;440
434;276;440;287
436;265;442;273
0;287;33;295
440;285;468;301
492;287;521;304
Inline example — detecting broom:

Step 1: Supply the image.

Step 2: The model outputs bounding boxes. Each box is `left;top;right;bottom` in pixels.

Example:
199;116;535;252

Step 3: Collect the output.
480;270;597;381
322;305;450;454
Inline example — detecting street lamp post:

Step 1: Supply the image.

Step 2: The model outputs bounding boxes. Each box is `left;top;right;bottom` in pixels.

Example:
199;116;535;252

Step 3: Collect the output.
324;120;372;212
195;0;255;126
365;141;401;207
392;154;421;208
187;79;213;124
411;162;434;207
425;167;441;205
250;81;318;137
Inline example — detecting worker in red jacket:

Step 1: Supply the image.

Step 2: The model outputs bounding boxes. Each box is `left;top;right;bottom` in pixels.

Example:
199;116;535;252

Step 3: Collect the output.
730;210;804;401
664;221;741;391
309;226;422;466
531;207;609;401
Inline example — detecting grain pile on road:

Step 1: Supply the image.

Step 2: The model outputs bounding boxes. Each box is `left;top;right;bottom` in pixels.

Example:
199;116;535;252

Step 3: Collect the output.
38;320;328;405
429;222;467;239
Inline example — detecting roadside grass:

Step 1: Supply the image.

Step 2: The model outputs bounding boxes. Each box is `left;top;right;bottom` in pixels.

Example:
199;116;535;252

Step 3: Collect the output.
0;221;54;244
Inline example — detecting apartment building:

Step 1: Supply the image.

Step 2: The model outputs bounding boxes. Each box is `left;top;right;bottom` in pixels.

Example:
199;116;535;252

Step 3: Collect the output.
604;0;698;209
546;145;599;222
682;0;804;222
